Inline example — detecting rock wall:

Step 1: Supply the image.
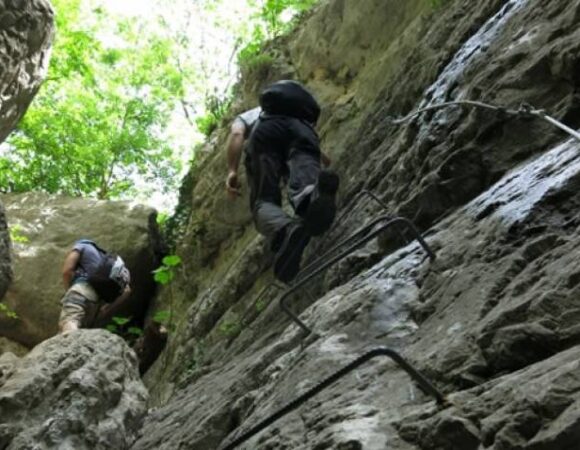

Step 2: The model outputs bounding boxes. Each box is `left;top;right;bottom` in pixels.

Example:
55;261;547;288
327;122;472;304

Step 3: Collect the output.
136;0;580;449
0;202;10;300
0;0;54;143
0;329;148;449
0;192;161;348
0;0;54;344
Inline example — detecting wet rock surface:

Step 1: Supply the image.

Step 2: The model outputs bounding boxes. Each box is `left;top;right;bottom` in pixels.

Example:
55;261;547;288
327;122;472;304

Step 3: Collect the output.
0;0;54;143
136;0;580;449
0;329;147;450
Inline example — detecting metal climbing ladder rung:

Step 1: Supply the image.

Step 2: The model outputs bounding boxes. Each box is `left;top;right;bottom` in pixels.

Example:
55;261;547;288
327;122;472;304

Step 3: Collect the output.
243;190;433;329
280;215;435;335
219;346;446;450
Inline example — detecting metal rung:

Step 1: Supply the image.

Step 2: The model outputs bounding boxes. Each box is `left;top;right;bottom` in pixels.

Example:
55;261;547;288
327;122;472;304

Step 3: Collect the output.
242;190;406;327
281;216;435;335
219;346;446;450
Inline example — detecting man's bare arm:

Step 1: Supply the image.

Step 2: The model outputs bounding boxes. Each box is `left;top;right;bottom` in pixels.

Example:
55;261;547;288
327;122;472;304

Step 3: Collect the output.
225;120;246;198
62;250;80;289
100;285;132;317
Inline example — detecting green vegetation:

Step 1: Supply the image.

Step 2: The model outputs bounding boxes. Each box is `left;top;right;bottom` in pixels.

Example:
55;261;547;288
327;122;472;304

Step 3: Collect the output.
0;303;18;320
238;0;318;70
153;309;171;326
183;339;206;379
219;315;242;338
0;0;191;199
153;254;182;285
8;225;28;244
105;315;143;344
195;92;232;137
152;254;181;333
0;0;322;197
428;0;451;9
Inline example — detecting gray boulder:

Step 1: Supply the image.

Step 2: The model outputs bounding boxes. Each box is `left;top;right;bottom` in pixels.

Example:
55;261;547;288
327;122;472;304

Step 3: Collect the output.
0;329;148;449
0;192;161;347
0;0;54;143
0;337;27;357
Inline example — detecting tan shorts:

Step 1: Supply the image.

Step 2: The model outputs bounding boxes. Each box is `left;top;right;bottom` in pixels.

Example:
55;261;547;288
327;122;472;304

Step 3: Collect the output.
58;290;100;330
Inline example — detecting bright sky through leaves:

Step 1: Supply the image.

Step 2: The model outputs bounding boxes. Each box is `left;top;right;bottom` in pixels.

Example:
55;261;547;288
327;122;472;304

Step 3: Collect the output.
0;0;319;212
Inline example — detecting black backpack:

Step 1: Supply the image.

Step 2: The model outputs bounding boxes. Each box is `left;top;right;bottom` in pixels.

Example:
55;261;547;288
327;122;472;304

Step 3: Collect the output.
259;80;321;124
78;240;130;303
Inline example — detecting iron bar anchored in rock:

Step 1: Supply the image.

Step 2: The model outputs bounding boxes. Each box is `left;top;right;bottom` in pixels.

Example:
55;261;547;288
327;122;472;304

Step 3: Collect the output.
280;215;436;335
391;100;580;143
220;346;446;450
242;189;407;329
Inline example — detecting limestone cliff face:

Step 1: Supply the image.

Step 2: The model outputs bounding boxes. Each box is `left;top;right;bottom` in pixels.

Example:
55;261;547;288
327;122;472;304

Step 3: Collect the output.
138;0;580;449
0;330;148;449
0;203;10;300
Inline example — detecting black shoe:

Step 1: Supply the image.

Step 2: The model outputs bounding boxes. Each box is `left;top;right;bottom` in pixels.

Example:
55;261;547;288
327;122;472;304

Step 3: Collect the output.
304;169;339;236
274;222;310;283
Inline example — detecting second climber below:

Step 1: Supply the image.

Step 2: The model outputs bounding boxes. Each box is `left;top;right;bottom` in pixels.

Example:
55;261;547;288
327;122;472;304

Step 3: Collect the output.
225;80;339;283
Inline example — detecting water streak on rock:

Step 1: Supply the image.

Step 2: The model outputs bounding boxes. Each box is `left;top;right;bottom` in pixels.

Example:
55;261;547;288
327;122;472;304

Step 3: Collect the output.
468;139;580;225
422;0;529;106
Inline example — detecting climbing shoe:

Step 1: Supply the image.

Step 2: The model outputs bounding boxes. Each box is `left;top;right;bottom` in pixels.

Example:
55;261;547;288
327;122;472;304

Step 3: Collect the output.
274;221;310;283
303;169;339;236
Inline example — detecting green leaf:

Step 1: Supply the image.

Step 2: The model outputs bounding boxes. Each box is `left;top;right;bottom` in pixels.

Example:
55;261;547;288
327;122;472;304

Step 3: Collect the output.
112;316;131;326
156;212;169;226
162;255;181;267
0;303;18;320
153;309;171;325
127;326;143;336
153;268;172;285
9;225;29;244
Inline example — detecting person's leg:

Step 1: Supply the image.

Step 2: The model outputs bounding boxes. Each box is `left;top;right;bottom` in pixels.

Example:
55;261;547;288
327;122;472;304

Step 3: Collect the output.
58;291;87;334
81;299;101;328
247;118;294;246
246;117;312;282
286;119;339;236
287;147;320;214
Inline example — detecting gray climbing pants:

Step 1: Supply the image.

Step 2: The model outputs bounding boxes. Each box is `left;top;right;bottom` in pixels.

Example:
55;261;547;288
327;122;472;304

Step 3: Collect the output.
245;116;321;247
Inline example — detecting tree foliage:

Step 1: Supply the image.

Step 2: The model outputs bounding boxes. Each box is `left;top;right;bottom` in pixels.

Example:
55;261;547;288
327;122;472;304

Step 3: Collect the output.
238;0;319;68
0;0;323;196
0;0;190;199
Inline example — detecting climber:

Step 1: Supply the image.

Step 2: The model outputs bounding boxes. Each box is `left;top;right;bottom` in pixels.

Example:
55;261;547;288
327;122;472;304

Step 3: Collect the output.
58;239;131;334
225;80;339;283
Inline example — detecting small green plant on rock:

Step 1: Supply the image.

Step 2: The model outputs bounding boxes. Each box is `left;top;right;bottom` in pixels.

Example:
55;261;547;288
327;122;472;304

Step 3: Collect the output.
152;254;181;338
0;303;18;320
219;316;242;339
182;339;207;381
428;0;451;9
238;0;318;71
195;91;232;137
9;225;28;244
153;255;182;285
105;315;143;344
153;309;171;326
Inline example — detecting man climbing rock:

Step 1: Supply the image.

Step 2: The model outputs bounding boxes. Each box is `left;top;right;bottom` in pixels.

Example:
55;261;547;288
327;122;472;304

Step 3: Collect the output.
58;239;131;333
225;80;339;283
